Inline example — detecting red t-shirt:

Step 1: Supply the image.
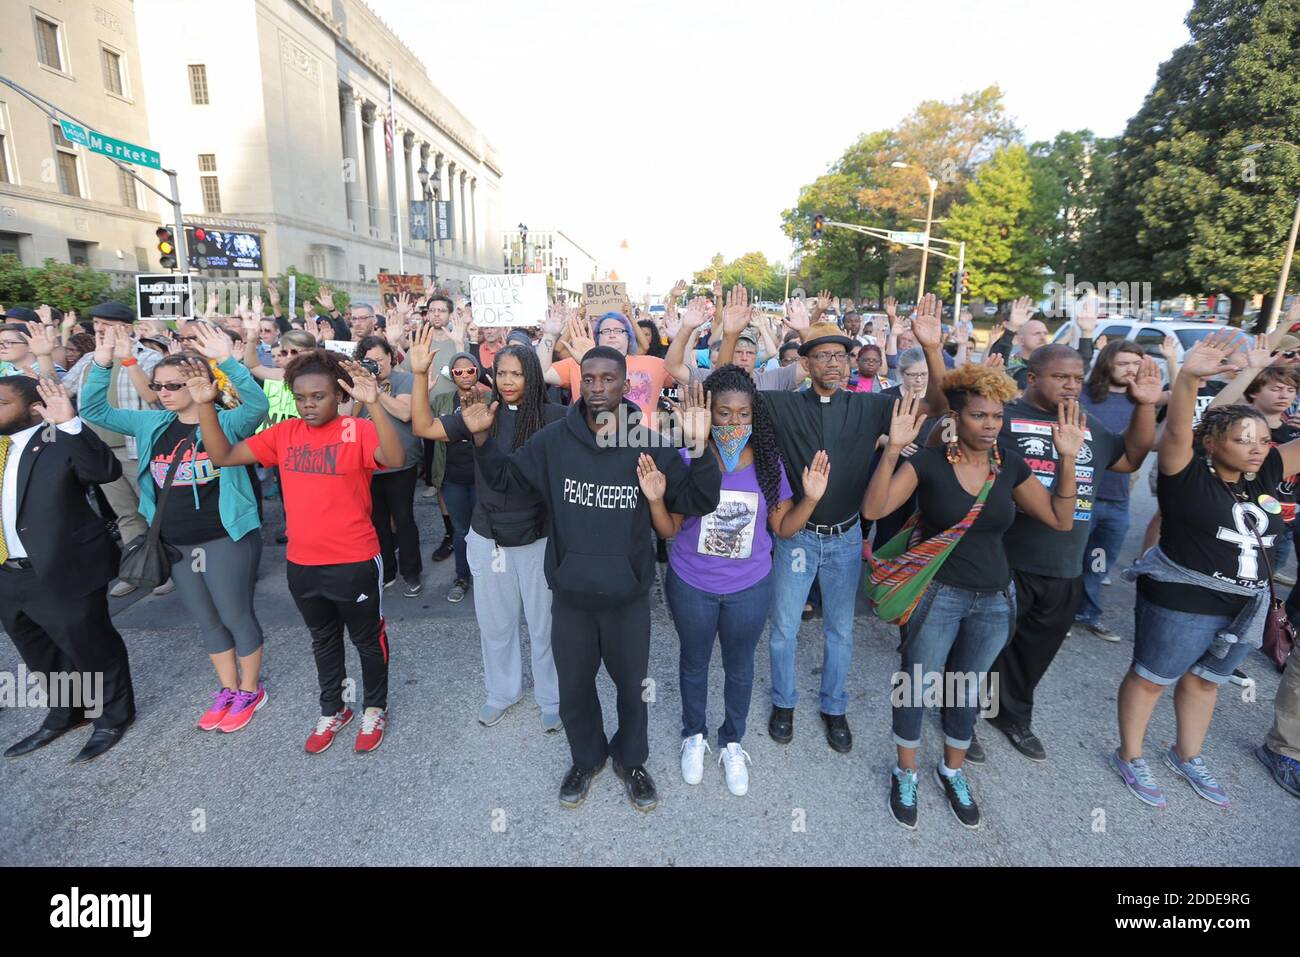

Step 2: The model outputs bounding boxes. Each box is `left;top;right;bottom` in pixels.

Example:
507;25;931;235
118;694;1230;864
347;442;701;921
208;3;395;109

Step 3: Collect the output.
244;416;381;566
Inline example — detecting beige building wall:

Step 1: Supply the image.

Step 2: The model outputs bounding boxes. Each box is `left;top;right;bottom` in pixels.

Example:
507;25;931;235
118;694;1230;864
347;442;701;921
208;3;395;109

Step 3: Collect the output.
0;0;163;288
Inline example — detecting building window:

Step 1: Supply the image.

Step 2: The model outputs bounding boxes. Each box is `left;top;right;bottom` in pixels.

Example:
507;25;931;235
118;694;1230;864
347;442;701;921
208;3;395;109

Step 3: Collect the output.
198;153;216;172
52;122;82;197
67;240;93;266
359;263;367;281
35;15;64;72
101;47;126;96
118;167;140;208
188;64;209;105
200;175;221;213
135;246;149;271
0;232;22;259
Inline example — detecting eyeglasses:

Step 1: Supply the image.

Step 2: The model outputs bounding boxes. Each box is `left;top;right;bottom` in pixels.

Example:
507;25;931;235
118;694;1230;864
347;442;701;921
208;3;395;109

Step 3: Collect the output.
598;327;628;337
0;339;26;347
902;371;928;381
150;382;189;392
808;351;847;363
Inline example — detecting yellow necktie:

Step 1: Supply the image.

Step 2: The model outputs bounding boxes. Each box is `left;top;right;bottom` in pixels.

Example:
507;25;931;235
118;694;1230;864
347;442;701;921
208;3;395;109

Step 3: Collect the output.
0;434;12;563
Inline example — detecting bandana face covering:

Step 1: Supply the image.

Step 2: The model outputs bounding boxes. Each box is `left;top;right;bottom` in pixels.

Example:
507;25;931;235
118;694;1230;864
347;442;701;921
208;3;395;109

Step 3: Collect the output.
711;424;752;472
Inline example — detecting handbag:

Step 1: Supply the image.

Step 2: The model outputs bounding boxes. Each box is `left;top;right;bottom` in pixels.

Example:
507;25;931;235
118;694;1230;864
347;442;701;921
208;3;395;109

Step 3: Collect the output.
486;506;545;548
1249;523;1295;672
118;430;196;591
866;470;994;625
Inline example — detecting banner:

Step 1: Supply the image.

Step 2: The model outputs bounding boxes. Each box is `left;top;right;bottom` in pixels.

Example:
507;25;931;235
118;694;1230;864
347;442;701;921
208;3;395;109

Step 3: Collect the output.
436;200;454;241
469;273;548;328
135;273;194;320
377;273;427;306
583;281;627;318
409;201;429;242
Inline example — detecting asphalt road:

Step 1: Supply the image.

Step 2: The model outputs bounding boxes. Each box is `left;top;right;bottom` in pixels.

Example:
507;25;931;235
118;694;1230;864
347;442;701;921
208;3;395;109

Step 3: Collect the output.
1;469;1296;866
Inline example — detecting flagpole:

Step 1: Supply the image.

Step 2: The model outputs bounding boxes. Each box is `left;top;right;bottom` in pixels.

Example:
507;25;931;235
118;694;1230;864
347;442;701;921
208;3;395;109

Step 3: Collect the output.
388;67;404;274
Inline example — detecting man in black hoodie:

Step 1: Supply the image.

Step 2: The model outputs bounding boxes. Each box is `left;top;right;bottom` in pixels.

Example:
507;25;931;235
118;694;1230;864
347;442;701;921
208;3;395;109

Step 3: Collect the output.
463;346;721;812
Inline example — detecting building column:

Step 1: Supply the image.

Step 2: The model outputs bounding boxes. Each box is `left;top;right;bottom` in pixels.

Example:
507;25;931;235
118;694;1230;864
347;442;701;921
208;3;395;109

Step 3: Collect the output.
351;95;369;229
458;169;468;258
469;176;478;267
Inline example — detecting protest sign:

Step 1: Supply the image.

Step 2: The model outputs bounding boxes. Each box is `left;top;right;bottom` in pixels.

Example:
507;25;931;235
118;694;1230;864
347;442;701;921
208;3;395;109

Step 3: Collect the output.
583;281;628;318
377;273;427;306
469;273;547;327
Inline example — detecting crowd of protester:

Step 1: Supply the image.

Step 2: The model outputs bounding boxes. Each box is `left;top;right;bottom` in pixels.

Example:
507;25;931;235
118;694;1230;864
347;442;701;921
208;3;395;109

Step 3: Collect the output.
0;282;1296;827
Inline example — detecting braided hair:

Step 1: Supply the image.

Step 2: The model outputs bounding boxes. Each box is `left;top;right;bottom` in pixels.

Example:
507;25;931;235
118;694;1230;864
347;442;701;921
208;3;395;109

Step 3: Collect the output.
1195;404;1268;450
702;363;787;512
490;344;551;450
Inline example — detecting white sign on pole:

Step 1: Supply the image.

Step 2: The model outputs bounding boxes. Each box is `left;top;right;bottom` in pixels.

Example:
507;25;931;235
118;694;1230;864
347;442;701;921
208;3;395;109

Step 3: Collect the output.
469;273;547;327
888;230;928;245
323;339;356;357
288;274;297;319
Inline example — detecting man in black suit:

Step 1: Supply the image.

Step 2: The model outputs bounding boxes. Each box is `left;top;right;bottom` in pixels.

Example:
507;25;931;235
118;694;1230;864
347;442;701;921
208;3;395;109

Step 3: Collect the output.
0;375;135;762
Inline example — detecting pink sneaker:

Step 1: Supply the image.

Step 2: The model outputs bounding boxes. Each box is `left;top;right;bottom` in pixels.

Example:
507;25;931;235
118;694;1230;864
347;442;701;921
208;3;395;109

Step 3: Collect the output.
198;688;237;731
218;683;268;733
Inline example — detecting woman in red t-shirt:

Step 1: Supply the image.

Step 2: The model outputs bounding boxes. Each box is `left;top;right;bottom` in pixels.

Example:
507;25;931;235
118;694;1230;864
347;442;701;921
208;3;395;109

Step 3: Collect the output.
197;349;405;755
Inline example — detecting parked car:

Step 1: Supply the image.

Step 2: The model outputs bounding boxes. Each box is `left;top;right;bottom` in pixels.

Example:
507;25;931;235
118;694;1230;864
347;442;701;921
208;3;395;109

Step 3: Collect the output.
1050;317;1250;378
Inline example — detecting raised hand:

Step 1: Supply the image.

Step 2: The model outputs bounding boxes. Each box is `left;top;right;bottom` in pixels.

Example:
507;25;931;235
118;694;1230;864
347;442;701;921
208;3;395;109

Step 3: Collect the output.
884;296;898;321
205;288;219;319
677;380;712;454
783;296;810;333
242;311;261;338
800;449;831;501
1180;328;1242;380
681;296;709;332
303;300;317;322
339;360;379;404
60;311;77;341
721;284;750;336
1244;333;1274;369
407;323;435;374
1008;295;1035;331
886;392;926;451
911;293;943;350
1160;334;1178;363
33;378;76;424
982;351;1006;370
636;453;667;502
461;399;498;434
317;285;335;313
182;359;219;404
816;289;832;313
267;283;281;309
24;322;54;358
1093;334;1108;353
1128;356;1164;405
93;326;116;366
1075;297;1098;336
190;322;233;363
111;324;135;361
564;315;595;359
543;300;566;338
1052;398;1086;460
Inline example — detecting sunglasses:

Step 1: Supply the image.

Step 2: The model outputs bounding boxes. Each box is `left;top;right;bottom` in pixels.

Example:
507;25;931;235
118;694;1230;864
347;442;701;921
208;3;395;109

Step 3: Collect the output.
150;381;190;392
451;367;478;376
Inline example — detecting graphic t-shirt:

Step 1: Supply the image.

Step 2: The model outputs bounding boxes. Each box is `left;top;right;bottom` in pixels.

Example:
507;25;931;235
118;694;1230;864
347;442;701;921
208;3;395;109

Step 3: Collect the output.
907;445;1034;591
551;354;675;422
243;416;381;565
1269;421;1300;524
150;420;224;546
999;397;1126;579
1140;448;1286;616
669;454;793;594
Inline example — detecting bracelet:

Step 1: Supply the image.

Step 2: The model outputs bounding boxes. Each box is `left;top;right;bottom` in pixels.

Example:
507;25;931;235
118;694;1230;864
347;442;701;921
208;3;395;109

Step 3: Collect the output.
1052;488;1077;498
120;357;138;368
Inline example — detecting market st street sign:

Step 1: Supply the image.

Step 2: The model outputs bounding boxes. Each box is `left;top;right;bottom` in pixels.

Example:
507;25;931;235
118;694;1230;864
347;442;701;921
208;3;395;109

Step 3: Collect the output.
59;119;161;170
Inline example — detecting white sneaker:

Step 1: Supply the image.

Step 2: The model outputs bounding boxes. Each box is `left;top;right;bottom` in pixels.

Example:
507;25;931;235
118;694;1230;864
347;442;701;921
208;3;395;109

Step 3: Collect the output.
151;578;176;596
680;733;710;785
108;580;137;598
719;742;752;796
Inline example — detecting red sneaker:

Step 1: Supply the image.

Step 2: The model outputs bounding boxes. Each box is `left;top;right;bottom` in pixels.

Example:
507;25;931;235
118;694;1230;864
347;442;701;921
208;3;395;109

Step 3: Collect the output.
218;683;268;733
304;708;354;754
198;688;237;731
354;707;387;753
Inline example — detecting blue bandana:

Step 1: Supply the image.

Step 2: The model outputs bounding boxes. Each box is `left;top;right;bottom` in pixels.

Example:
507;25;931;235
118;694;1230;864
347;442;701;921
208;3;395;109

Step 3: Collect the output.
711;424;752;472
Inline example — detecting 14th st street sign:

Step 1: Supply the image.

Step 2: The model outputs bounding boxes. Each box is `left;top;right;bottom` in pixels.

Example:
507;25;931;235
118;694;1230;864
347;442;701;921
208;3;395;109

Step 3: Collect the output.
59;119;160;170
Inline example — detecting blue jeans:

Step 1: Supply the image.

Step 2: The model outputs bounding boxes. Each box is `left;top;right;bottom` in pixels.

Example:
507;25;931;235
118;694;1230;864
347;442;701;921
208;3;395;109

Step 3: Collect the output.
1076;498;1131;626
1132;594;1254;686
769;524;863;715
441;480;476;581
665;566;772;746
893;582;1013;749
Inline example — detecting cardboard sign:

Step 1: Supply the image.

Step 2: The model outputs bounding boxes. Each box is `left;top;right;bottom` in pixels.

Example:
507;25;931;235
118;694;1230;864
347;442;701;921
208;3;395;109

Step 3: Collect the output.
583;281;627;318
377;273;427;306
322;339;357;357
469;273;547;328
135;273;194;320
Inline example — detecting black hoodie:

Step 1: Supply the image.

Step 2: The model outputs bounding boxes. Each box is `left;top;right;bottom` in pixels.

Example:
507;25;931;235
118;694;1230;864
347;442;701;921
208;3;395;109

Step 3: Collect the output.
474;398;721;610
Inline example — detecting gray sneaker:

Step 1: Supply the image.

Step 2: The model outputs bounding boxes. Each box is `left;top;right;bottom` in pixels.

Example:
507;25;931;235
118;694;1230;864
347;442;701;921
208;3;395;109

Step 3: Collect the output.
541;712;563;734
1164;746;1231;807
1073;619;1121;643
447;578;469;603
478;702;512;727
1255;744;1300;798
1111;750;1167;808
109;580;138;598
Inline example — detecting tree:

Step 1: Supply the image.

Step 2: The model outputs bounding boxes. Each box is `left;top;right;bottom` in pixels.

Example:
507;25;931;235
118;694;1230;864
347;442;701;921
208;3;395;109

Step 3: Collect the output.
272;266;350;317
0;254;35;306
27;259;115;313
1027;131;1118;280
945;145;1046;304
1090;0;1300;318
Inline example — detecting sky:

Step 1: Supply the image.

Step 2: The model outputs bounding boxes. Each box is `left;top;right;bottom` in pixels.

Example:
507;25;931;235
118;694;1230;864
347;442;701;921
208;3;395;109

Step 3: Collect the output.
368;0;1194;295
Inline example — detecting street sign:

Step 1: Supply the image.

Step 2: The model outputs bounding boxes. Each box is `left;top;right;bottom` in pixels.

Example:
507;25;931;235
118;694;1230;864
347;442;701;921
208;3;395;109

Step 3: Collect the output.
59;119;160;170
135;273;193;320
888;230;928;245
409;201;429;241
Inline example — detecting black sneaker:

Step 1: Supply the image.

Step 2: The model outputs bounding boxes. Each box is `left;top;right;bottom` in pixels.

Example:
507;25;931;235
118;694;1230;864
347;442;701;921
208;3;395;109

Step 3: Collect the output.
404;580;423;598
991;717;1046;762
889;768;919;830
558;760;605;809
447;578;470;603
431;536;453;562
768;705;794;744
965;729;986;765
820;711;852;753
935;766;981;828
613;763;658;812
1228;668;1252;687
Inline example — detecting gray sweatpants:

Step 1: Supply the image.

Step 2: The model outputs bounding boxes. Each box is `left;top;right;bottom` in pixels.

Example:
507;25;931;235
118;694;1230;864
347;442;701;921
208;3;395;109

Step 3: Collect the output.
168;533;265;657
465;528;559;712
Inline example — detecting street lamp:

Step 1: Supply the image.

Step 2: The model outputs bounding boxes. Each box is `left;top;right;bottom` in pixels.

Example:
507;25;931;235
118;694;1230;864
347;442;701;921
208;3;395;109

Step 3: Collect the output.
517;222;529;274
1244;141;1300;333
416;159;436;289
892;161;939;299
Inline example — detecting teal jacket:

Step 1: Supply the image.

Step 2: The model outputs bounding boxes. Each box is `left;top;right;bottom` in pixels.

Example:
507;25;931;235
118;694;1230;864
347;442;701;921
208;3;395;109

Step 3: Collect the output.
79;357;270;542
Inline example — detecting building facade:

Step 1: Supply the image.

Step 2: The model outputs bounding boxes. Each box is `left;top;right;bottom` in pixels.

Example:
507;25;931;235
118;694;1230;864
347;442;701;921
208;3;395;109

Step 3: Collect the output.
500;227;601;302
0;0;162;288
135;0;504;300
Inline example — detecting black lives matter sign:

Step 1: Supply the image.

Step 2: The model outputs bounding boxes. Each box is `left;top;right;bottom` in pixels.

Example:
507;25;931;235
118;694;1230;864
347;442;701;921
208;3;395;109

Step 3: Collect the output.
135;274;194;320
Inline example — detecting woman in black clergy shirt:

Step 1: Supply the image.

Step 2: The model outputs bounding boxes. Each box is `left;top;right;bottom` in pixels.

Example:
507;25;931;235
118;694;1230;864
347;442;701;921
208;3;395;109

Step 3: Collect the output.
1115;329;1300;811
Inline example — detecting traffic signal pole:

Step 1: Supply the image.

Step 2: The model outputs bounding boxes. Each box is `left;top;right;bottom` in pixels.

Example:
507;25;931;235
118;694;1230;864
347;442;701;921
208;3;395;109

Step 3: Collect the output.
952;240;966;322
168;171;188;272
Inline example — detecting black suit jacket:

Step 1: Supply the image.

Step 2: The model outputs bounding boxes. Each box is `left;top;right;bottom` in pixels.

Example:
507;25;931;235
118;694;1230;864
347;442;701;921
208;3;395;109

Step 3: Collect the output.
10;422;122;597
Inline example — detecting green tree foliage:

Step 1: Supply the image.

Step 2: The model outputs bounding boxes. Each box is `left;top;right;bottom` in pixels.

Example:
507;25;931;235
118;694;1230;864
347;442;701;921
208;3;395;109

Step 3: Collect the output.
945;145;1045;303
0;254;35;305
271;266;350;316
1089;0;1300;317
1027;131;1118;279
27;259;116;312
691;251;785;299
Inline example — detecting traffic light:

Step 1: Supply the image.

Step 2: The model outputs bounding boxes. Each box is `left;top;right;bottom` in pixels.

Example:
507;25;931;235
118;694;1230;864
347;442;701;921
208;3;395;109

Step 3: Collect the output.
960;271;971;297
812;213;825;239
190;226;209;269
156;226;177;269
